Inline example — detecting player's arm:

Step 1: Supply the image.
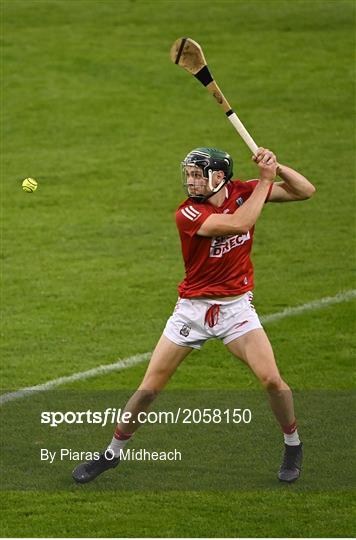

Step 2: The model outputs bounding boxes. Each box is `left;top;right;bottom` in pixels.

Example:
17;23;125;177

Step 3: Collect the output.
197;153;275;237
268;164;316;202
251;148;315;202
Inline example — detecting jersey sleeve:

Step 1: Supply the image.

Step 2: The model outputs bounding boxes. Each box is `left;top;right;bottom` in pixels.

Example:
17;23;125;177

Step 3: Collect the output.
175;204;211;237
245;179;273;202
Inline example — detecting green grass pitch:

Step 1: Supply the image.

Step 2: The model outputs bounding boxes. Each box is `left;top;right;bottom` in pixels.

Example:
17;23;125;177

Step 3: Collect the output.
1;0;355;537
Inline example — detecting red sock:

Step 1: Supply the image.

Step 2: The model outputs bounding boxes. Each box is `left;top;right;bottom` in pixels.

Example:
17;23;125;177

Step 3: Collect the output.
114;427;133;440
107;428;133;457
282;419;300;446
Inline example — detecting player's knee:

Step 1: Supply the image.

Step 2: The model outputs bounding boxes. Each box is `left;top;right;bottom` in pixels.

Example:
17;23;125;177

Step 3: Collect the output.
260;373;283;391
136;388;160;405
139;371;170;394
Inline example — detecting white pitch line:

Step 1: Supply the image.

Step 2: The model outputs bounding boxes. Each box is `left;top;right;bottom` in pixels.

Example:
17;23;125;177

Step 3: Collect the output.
0;353;151;406
261;289;356;323
1;290;355;406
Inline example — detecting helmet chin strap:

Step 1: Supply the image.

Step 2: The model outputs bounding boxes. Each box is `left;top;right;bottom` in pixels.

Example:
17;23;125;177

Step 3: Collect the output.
208;169;226;194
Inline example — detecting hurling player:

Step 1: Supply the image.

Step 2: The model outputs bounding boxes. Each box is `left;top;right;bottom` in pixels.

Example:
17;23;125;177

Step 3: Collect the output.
72;146;315;484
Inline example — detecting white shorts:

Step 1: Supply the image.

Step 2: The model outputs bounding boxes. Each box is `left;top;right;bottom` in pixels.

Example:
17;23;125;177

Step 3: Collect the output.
163;291;262;349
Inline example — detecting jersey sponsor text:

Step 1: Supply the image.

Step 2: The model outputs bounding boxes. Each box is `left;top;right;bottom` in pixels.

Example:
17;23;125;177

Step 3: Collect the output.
210;232;251;258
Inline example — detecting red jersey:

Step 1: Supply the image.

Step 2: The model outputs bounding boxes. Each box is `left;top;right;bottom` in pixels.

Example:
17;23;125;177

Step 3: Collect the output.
175;180;272;298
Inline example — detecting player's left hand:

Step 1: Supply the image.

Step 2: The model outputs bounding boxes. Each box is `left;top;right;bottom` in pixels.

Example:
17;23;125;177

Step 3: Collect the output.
252;147;277;166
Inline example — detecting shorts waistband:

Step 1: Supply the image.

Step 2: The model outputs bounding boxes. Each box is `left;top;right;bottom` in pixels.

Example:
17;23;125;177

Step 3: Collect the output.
180;293;249;304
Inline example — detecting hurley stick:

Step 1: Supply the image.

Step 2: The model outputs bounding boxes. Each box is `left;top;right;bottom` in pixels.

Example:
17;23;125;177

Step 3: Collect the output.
170;37;258;155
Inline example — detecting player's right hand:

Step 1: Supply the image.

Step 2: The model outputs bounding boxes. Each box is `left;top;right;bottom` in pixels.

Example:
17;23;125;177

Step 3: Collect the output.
252;147;277;182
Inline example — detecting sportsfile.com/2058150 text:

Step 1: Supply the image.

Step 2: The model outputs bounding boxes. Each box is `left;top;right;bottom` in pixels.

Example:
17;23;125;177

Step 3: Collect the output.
40;407;252;427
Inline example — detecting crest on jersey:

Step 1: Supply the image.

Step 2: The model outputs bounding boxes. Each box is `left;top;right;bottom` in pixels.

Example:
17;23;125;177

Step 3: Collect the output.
180;323;191;337
236;197;244;206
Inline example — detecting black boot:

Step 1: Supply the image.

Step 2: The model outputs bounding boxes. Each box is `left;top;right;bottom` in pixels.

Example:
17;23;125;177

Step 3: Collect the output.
278;443;303;483
72;450;119;484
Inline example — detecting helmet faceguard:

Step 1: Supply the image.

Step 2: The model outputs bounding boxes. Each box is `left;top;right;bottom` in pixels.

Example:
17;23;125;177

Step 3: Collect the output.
181;147;233;202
